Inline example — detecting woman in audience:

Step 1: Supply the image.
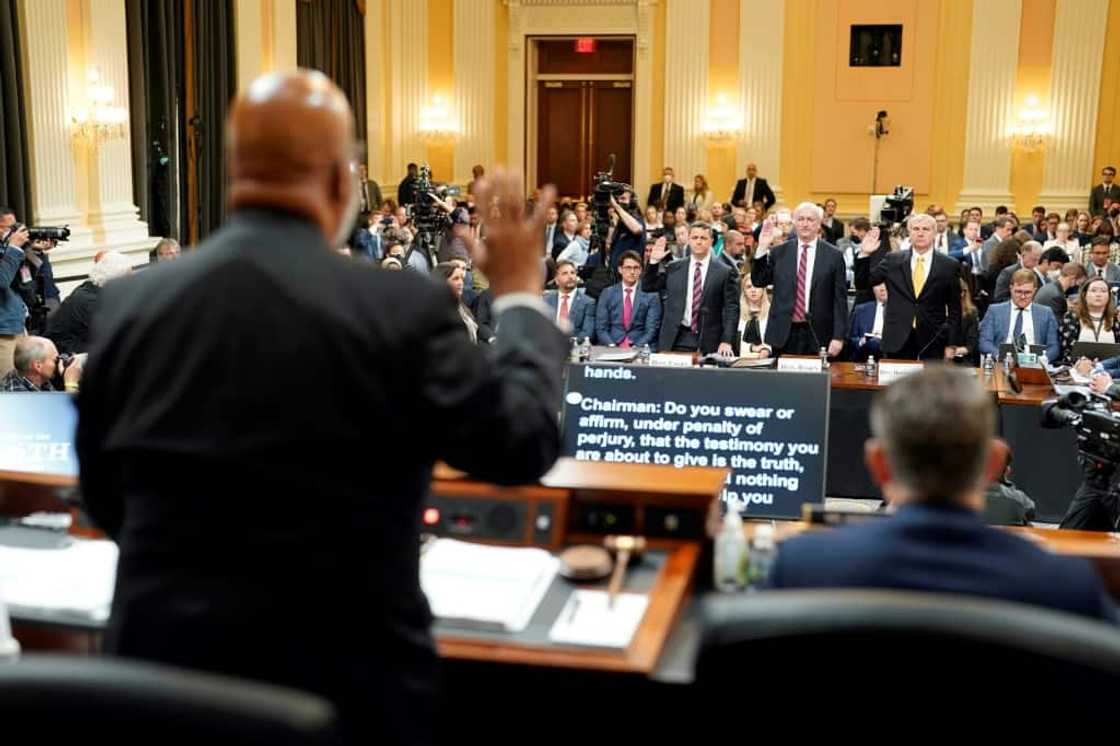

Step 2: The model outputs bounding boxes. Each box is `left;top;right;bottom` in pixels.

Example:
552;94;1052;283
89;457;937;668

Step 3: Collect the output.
46;251;133;354
984;238;1022;298
1059;277;1120;364
673;205;688;228
1043;222;1080;255
954;277;980;366
434;261;490;344
689;174;714;212
737;274;771;358
643;205;662;234
1075;211;1093;246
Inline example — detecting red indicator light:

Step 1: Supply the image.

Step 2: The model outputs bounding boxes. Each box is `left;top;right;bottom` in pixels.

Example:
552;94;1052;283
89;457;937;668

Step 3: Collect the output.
575;38;596;54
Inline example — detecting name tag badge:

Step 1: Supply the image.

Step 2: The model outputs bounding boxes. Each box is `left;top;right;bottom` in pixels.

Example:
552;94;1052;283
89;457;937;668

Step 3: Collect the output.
19;265;31;283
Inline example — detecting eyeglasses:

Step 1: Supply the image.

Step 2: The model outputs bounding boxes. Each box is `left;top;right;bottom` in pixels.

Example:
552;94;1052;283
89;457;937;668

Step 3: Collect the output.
620;265;642;272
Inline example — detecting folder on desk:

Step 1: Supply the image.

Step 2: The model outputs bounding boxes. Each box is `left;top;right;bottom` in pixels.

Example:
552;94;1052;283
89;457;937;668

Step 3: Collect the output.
0;538;117;623
420;539;559;633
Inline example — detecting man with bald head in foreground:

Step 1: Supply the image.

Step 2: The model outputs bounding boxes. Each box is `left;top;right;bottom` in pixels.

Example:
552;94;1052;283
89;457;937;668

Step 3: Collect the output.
76;70;568;745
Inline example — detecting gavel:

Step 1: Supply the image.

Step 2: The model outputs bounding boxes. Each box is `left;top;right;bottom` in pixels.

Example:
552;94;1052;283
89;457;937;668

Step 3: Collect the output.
604;535;646;609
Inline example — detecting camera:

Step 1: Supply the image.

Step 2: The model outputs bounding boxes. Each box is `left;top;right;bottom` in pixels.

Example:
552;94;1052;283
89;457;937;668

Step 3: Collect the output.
878;185;914;226
591;155;633;214
1041;390;1120;467
28;226;71;243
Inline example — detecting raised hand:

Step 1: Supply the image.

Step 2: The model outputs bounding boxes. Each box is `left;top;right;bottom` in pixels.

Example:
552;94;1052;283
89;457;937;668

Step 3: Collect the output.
473;168;557;298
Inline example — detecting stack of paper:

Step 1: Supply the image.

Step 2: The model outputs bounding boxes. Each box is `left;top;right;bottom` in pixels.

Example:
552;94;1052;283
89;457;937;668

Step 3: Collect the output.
420;539;559;632
0;539;118;622
548;590;649;648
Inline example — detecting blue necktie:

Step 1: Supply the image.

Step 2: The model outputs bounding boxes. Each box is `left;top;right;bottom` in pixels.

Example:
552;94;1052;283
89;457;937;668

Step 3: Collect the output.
1012;308;1024;342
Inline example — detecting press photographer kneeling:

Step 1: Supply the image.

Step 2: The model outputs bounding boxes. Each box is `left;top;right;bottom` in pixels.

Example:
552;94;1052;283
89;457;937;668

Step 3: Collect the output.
0;335;83;393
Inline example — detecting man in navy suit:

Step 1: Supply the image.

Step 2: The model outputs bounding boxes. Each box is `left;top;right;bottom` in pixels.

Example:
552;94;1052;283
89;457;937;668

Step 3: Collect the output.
848;282;887;361
544;259;596;340
751;202;848;357
765;366;1116;623
978;268;1061;363
646;167;685;213
595;250;662;348
641;223;738;355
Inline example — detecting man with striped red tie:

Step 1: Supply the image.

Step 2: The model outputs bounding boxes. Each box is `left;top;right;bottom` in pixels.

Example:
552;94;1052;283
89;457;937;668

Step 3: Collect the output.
642;223;738;355
751;202;849;357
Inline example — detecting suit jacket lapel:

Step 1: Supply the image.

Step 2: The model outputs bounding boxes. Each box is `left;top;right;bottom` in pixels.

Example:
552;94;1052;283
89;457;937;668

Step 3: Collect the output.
901;250;916;299
701;258;719;302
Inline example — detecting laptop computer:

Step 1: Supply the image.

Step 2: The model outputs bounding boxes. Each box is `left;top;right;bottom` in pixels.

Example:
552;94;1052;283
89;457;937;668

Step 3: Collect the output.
1070;341;1120;362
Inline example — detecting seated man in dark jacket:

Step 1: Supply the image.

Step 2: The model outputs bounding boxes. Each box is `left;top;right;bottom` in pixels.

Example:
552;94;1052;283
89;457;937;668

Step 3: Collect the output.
766;365;1116;623
47;251;133;354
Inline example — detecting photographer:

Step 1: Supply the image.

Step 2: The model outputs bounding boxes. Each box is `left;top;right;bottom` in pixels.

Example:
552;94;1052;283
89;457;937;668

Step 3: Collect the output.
0;206;30;375
0;335;82;392
606;190;645;270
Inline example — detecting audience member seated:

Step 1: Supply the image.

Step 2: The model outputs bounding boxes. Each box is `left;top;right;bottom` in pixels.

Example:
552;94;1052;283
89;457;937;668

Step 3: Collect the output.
1034;261;1086;323
1058;277;1120;365
593;251;660;349
982;237;1022;300
717;230;746;274
847;282;887;362
1043;222;1080;255
993;240;1045;303
979;215;1016;271
47;251;133;354
0;335;81;392
643;224;738;355
931;210;963;256
545;259;596;341
434;262;491;344
954;277;981;366
548;210;581;262
737;275;771;358
149;237;181;264
978;269;1060;363
764;365;1116;623
983;449;1037;527
1084;235;1120;281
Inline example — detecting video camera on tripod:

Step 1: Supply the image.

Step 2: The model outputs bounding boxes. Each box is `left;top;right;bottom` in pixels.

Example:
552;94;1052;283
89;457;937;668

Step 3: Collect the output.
1041;389;1120;529
407;164;460;267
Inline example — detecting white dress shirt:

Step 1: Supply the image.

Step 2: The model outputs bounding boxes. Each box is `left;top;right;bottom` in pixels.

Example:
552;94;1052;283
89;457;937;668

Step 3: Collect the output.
872;302;885;337
744;178;756;206
1005;304;1036;345
737;311;770;357
681;254;711;328
934;231;952;254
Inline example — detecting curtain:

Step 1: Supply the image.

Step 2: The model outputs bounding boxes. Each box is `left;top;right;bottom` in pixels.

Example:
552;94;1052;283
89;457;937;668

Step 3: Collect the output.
297;0;367;146
191;0;235;241
0;0;31;222
126;0;186;241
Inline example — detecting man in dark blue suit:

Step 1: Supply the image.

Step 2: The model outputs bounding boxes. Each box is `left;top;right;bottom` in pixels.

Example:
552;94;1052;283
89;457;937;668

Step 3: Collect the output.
765;366;1116;623
594;250;661;348
847;282;887;361
544;259;596;340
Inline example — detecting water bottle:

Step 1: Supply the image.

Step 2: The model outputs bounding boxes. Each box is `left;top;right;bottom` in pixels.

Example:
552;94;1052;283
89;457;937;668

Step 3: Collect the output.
569;337;581;363
640;343;651;365
579;337;592;363
748;523;777;588
865;355;877;378
1003;352;1014;373
982;353;994;375
714;499;748;592
819;346;830;371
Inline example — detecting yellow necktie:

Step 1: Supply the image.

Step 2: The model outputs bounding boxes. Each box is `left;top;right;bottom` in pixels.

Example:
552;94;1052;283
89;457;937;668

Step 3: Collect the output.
912;254;926;327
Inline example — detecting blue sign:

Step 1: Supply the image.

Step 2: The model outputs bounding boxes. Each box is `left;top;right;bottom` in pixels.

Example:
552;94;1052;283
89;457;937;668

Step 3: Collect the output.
0;393;79;476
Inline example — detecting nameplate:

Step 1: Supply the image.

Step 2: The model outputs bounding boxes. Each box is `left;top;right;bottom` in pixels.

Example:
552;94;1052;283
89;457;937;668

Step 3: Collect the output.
1016;353;1039;366
776;357;824;373
648;353;694;368
877;361;924;383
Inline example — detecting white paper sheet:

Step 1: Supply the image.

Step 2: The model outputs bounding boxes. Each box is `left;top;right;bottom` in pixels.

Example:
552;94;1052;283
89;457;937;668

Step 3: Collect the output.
0;539;117;622
548;589;649;648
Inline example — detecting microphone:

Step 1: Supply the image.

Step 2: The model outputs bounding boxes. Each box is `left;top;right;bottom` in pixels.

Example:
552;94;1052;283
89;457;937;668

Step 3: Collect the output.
916;322;951;361
803;312;826;355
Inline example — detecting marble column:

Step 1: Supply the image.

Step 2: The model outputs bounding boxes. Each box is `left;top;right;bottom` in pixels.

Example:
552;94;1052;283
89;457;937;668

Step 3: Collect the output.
452;0;496;185
84;0;148;242
365;0;383;182
17;0;88;243
954;0;1021;214
737;0;784;203
662;0;708;185
1037;0;1109;211
389;0;428;182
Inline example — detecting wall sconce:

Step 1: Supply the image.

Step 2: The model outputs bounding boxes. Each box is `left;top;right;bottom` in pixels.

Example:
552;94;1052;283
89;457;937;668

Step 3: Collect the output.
1010;95;1051;151
71;68;128;143
702;94;741;143
418;96;458;144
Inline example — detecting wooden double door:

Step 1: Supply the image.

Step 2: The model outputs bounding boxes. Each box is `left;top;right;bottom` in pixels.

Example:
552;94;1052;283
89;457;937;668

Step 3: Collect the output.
536;80;633;200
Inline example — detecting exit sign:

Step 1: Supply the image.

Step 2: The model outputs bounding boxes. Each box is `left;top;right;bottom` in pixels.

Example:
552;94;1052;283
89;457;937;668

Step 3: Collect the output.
575;38;597;54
